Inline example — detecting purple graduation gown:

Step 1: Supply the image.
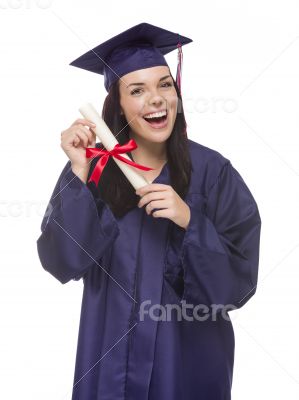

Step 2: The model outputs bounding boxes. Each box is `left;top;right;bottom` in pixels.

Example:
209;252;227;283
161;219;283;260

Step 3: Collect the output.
37;139;261;400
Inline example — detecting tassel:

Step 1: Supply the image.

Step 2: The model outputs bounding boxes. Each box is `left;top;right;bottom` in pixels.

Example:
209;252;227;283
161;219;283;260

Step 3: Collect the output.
176;40;183;96
176;34;188;137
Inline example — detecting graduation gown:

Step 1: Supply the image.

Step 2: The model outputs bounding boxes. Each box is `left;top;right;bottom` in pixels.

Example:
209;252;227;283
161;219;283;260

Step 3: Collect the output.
37;138;261;400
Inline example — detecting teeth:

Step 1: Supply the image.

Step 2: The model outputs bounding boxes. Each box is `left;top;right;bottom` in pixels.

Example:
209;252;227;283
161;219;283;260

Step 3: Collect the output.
144;110;167;119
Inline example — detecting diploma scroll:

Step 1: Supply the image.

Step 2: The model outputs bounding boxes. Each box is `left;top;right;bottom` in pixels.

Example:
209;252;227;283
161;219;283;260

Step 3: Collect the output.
79;103;151;189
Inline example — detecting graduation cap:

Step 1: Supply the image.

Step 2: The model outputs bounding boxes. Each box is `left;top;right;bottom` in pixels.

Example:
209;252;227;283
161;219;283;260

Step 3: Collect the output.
69;22;193;93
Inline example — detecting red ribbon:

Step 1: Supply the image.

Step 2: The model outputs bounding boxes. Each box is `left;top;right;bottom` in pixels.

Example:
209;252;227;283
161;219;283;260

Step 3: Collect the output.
85;139;154;185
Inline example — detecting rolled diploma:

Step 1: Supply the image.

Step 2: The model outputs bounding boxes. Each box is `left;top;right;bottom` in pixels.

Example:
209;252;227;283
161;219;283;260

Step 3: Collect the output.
79;102;151;189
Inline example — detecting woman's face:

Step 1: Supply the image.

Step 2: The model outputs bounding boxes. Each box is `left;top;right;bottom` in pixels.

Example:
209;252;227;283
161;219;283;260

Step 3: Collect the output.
119;66;178;144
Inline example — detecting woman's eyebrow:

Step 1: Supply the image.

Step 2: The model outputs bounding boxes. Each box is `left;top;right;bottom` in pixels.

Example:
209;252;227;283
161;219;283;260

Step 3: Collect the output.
126;74;171;88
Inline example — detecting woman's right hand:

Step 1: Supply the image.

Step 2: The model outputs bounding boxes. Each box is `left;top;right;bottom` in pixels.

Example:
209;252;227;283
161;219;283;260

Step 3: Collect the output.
60;118;97;169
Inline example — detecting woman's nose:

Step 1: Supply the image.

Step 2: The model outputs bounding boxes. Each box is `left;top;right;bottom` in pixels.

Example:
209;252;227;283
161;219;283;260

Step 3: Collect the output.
148;92;165;106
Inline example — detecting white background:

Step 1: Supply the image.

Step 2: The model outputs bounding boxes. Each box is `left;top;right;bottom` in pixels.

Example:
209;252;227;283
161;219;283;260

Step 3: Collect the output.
0;1;298;398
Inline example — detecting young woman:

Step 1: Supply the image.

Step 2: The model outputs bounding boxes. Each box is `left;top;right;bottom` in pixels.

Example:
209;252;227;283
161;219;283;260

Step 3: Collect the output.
37;23;262;400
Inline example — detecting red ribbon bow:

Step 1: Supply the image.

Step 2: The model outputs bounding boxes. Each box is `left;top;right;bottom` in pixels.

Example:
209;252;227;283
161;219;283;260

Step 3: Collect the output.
85;139;154;185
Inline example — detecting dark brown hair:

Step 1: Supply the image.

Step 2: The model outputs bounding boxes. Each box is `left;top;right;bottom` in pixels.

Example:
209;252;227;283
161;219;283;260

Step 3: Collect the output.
87;74;192;218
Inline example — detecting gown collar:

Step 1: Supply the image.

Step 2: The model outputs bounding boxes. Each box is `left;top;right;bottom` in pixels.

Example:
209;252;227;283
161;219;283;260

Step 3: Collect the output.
149;161;169;185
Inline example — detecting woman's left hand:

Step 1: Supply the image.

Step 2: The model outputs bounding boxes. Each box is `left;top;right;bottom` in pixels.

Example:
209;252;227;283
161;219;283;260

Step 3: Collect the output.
136;183;191;230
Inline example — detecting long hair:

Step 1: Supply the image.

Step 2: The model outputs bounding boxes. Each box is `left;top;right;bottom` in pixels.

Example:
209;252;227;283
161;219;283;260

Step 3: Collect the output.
87;75;192;219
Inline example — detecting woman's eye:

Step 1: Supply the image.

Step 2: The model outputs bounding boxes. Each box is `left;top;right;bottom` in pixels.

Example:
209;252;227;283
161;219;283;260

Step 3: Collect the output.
161;82;172;88
130;88;142;95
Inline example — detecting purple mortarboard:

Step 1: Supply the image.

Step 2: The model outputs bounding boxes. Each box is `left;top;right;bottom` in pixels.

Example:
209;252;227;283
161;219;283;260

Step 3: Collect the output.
69;22;192;93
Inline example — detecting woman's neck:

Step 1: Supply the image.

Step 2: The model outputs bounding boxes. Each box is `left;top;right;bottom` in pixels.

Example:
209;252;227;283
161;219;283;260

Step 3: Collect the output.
128;131;167;167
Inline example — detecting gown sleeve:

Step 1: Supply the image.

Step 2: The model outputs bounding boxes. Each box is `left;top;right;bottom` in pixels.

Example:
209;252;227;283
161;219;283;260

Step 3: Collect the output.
180;161;262;310
36;161;120;284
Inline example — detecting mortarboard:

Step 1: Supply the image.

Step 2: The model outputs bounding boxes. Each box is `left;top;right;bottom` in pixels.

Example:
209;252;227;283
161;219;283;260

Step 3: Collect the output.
69;22;192;93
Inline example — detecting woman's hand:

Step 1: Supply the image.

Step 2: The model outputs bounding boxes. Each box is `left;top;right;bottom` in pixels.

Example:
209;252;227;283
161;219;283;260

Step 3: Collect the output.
136;183;191;230
60;118;96;169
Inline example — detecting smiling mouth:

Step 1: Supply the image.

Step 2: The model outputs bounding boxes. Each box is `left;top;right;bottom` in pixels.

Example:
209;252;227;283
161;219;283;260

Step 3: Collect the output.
142;111;168;128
